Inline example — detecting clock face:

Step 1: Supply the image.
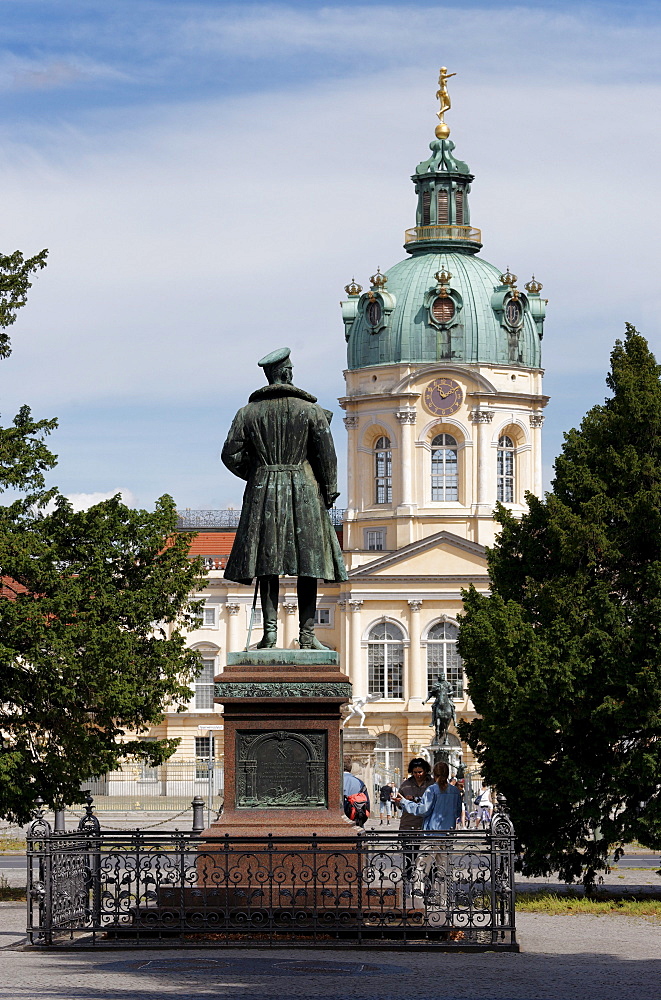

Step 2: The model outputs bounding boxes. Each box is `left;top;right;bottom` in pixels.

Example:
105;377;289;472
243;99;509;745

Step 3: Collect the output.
423;377;463;416
505;299;522;327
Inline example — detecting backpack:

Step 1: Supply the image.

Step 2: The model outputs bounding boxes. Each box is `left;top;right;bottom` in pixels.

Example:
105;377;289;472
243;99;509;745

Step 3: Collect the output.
344;791;370;826
379;785;392;802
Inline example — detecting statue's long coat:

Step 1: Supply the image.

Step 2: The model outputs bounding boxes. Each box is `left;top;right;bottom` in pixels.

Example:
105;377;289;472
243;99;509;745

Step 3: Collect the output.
221;384;348;584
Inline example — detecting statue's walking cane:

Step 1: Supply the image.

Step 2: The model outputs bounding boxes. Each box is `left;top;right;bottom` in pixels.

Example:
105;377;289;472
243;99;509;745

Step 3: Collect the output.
245;578;259;650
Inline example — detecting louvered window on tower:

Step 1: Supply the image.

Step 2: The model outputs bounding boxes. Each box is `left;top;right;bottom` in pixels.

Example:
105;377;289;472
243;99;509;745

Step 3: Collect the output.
455;190;464;225
497;435;515;502
431;297;455;323
422;190;431;225
374;436;392;504
431;434;458;501
437;190;449;224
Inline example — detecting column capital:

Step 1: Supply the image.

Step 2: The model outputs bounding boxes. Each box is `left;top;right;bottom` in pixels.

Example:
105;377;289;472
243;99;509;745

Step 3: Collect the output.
396;408;416;424
225;602;241;615
407;599;423;613
529;412;545;428
282;601;298;615
343;414;359;429
469;408;494;423
348;599;364;612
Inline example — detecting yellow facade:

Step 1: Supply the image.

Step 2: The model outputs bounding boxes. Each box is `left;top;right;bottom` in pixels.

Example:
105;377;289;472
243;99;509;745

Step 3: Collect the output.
155;354;546;786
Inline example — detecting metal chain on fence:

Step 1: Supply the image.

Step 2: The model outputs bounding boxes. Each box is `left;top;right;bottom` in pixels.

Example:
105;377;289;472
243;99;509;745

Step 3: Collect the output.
63;805;193;830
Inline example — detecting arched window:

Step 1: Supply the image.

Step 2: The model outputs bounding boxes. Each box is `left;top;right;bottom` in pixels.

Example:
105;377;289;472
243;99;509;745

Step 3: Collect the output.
431;434;458;501
368;622;404;699
374;732;403;787
455;189;464;225
437;189;449;224
374;436;392;504
497;435;515;502
427;621;463;698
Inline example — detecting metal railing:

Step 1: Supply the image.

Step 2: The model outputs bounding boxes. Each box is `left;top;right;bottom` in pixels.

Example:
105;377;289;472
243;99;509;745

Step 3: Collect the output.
85;761;224;812
26;797;517;949
177;508;346;529
404;225;482;244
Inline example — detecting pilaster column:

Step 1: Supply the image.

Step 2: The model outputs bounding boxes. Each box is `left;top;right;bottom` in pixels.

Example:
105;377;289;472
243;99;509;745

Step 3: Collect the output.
282;601;298;648
396;408;417;507
348;599;365;695
225;603;241;656
407;599;425;704
343;413;359;512
469;408;494;506
530;412;545;497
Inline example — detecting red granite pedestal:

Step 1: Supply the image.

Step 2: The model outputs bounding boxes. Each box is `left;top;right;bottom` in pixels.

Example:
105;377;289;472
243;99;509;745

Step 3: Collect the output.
206;649;354;837
194;650;358;912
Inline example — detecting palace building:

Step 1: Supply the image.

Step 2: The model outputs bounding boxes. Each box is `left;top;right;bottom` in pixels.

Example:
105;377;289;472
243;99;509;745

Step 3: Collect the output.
131;74;548;801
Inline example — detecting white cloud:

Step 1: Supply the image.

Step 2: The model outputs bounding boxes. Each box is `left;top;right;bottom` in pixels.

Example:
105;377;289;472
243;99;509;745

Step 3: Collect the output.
0;3;659;501
63;489;137;512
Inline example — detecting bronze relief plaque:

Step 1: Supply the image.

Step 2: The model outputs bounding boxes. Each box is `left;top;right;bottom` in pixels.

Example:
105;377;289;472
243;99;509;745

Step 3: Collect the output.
236;730;327;808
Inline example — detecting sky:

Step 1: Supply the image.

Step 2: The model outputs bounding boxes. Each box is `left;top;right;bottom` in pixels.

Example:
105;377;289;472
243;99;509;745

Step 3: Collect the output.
1;0;661;511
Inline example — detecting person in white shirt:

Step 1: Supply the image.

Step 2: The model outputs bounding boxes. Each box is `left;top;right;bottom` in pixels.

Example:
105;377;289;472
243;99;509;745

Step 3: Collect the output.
476;782;492;828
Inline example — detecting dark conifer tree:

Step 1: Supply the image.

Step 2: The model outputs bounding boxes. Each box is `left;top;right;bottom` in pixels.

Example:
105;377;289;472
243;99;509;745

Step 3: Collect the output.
458;325;661;884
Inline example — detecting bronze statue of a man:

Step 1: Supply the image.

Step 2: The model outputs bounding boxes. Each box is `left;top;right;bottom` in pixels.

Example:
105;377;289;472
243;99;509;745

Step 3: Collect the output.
222;347;347;650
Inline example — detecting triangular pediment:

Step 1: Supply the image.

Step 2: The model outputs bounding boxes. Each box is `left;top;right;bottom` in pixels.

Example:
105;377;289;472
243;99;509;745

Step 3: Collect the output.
349;530;487;579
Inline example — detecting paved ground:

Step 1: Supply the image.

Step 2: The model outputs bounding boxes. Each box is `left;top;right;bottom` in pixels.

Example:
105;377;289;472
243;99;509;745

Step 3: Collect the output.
0;902;659;1000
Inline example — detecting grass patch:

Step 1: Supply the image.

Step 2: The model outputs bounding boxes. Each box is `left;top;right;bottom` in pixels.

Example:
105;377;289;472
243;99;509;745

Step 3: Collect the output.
0;835;26;853
0;888;25;901
517;892;661;919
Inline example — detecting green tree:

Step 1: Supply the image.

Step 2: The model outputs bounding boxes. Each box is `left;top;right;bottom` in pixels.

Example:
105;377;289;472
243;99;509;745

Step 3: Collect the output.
458;325;661;885
0;251;204;823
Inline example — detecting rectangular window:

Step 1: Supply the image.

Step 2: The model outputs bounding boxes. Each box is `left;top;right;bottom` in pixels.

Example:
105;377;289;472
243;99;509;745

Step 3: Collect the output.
497;449;514;502
455;189;464;225
375;448;392;504
438;190;449;224
194;658;216;711
368;646;404;699
138;737;159;781
246;606;263;627
195;735;214;780
314;608;331;626
422;190;431;225
366;529;385;551
202;605;218;628
427;648;464;699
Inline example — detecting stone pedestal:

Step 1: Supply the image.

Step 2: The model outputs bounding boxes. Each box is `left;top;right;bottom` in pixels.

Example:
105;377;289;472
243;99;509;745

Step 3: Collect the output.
206;649;355;837
342;725;377;797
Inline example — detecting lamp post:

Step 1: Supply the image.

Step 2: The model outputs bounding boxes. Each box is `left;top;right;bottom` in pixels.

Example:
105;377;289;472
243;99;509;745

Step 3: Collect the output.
197;724;224;828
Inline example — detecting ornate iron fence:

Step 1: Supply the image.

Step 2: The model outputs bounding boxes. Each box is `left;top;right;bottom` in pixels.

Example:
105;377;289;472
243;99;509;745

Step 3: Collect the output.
27;797;516;949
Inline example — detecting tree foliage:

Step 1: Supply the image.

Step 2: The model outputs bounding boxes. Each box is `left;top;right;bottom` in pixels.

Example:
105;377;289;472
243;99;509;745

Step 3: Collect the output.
458;325;661;885
0;250;204;823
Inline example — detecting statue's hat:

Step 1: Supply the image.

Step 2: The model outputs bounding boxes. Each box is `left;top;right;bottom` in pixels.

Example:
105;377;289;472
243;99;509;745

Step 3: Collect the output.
258;347;291;369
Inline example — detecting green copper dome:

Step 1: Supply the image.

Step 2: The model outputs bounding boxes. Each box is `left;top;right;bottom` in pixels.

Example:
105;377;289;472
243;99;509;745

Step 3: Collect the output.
341;130;545;371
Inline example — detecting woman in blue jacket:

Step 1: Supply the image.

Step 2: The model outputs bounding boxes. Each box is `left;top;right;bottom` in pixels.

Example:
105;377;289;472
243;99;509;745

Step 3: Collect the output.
394;761;462;830
393;761;462;908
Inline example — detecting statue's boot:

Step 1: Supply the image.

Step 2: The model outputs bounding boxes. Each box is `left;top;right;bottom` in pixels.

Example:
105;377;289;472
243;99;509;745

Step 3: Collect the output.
299;622;331;650
257;575;279;648
297;576;330;650
256;622;277;648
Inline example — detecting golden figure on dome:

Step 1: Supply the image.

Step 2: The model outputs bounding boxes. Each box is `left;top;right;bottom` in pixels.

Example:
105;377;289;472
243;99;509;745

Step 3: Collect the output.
435;66;456;139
